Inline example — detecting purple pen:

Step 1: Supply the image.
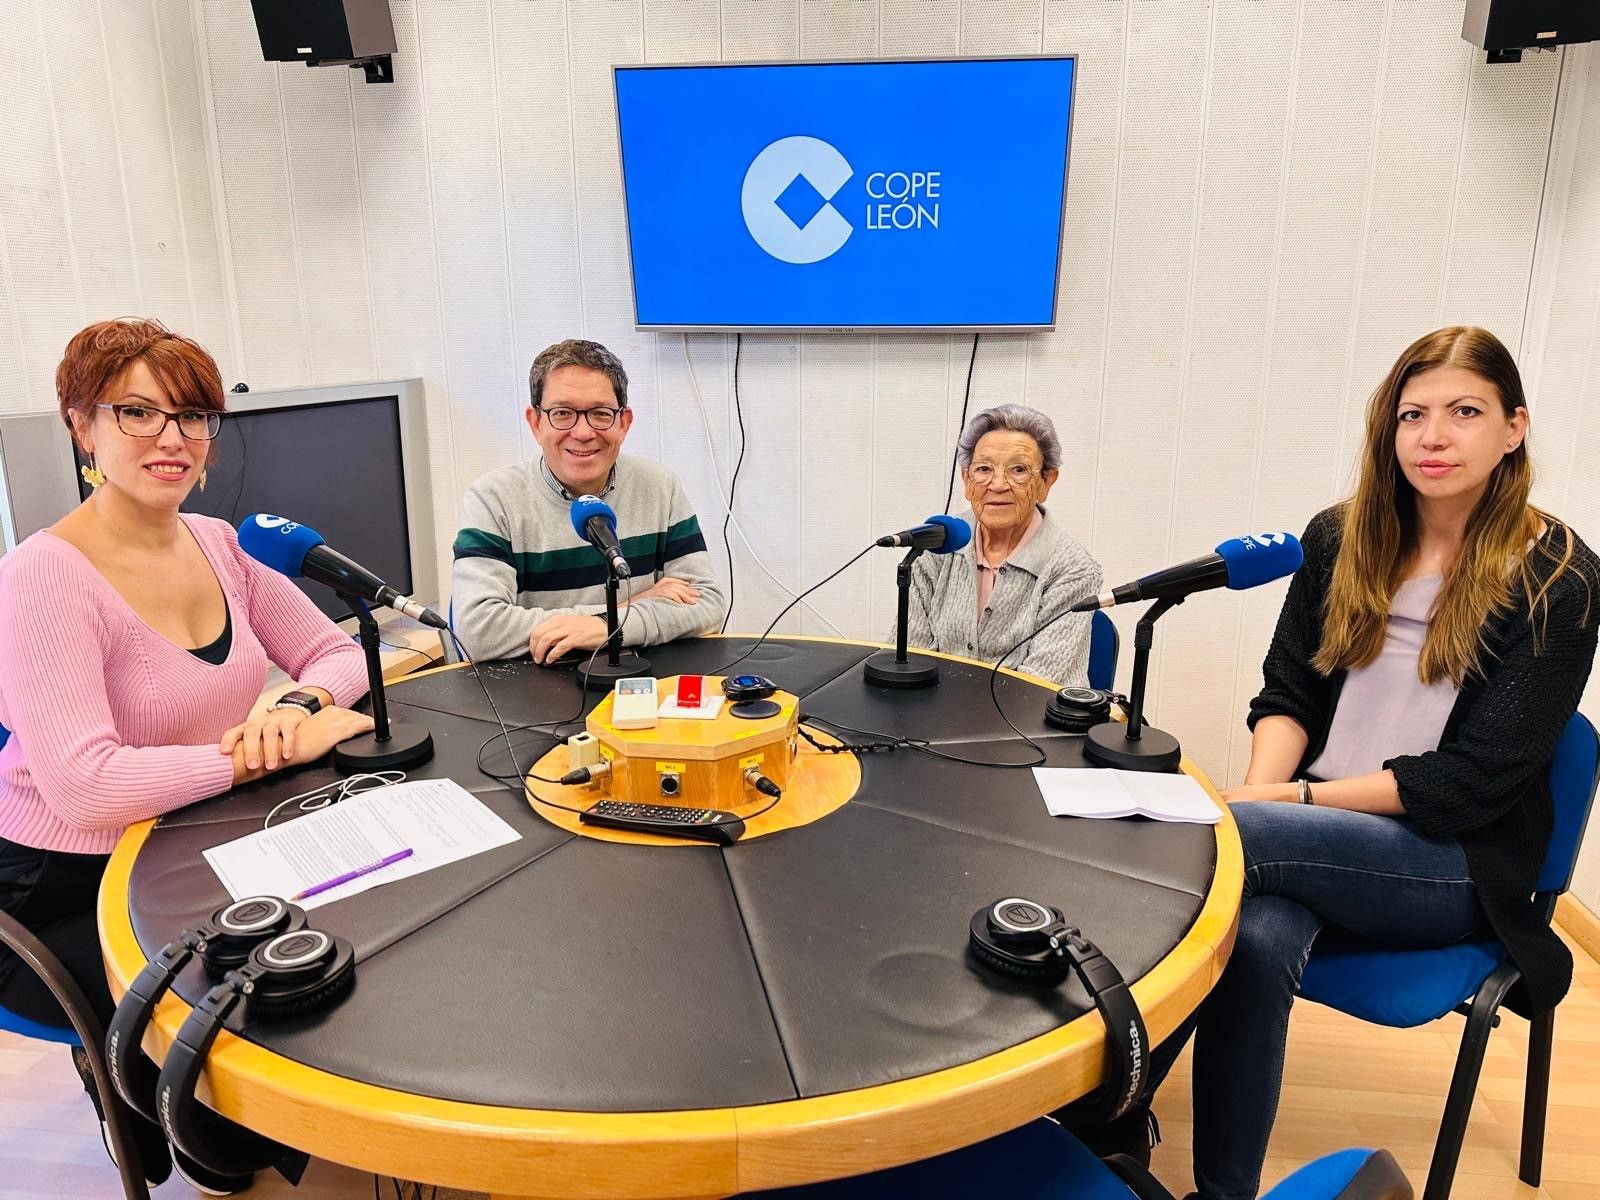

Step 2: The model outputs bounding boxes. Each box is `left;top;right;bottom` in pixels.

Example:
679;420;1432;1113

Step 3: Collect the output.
292;848;414;901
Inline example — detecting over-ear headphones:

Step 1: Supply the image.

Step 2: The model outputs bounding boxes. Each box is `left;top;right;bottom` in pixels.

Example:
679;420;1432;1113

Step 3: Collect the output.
107;896;307;1124
1043;687;1115;734
968;897;1149;1122
156;926;356;1183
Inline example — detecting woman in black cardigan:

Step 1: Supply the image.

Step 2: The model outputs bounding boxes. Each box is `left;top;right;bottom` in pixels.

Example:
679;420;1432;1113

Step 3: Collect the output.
1175;327;1596;1200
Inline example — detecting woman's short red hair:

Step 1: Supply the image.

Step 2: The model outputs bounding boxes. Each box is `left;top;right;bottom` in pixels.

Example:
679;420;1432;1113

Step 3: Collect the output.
56;318;225;445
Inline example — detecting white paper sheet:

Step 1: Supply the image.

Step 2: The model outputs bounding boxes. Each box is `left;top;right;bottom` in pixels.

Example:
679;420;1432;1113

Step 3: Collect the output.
203;779;522;909
1032;768;1221;824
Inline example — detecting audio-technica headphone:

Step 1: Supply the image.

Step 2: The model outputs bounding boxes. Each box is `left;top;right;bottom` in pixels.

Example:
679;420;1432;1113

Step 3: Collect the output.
1043;687;1117;734
107;895;308;1125
155;925;355;1183
968;897;1149;1122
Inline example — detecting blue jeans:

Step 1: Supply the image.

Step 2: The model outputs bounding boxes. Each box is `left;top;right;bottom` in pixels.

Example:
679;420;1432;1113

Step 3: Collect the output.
1162;802;1482;1200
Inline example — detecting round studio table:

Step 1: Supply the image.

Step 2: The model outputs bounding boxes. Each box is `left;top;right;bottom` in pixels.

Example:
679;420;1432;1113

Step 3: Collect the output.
99;636;1241;1200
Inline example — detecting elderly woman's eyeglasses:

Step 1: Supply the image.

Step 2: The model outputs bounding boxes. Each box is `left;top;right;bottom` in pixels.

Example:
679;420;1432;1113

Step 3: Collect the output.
966;463;1039;488
536;405;624;431
95;403;223;441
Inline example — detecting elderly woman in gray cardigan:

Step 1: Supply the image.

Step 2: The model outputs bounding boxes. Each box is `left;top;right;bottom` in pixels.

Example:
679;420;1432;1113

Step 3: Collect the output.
898;404;1102;686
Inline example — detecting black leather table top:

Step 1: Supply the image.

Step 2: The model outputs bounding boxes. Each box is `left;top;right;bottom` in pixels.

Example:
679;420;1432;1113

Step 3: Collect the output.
122;639;1217;1112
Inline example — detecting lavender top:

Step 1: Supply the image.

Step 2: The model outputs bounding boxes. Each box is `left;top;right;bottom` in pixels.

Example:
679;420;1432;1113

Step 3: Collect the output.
1306;574;1459;781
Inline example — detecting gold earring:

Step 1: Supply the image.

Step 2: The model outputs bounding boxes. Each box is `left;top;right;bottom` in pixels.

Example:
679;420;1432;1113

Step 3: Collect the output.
198;468;208;492
80;458;105;489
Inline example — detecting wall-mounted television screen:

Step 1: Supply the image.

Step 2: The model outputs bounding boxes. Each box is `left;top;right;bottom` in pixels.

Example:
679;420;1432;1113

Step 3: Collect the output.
613;56;1076;331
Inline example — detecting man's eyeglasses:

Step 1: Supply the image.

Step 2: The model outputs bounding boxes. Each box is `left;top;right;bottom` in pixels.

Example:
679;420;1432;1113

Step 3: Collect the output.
536;405;625;431
95;403;223;441
966;463;1039;488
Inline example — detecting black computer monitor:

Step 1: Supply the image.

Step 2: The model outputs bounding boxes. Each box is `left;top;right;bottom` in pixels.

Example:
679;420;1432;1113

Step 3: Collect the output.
76;395;414;622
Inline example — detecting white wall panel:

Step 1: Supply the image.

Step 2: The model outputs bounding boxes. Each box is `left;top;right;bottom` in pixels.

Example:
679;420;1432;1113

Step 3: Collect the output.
1035;1;1125;630
1441;56;1561;345
0;1;86;411
197;0;1576;787
353;0;456;591
101;1;192;329
1223;1;1388;781
1091;0;1209;691
0;0;229;422
153;0;235;376
1157;1;1298;784
1336;2;1474;481
417;0;519;499
201;0;309;386
1528;45;1600;912
498;0;587;468
793;4;878;637
716;1;802;633
864;1;958;637
279;64;376;384
35;4;124;324
0;0;1562;796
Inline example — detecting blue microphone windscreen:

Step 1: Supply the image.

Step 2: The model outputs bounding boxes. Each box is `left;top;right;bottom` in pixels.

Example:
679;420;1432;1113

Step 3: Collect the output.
927;514;972;555
1216;532;1304;590
570;495;617;540
238;514;325;578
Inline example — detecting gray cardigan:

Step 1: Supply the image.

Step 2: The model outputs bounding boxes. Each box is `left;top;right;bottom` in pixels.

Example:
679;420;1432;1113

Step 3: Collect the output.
894;504;1102;687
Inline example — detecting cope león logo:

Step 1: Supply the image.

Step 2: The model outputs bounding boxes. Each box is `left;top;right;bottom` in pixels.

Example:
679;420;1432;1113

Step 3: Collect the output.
741;136;855;264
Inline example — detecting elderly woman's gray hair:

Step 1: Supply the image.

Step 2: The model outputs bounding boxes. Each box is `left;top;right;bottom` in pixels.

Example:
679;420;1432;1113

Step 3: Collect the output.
955;404;1063;474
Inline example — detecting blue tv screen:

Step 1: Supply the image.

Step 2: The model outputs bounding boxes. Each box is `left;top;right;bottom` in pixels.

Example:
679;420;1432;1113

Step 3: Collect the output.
613;57;1076;331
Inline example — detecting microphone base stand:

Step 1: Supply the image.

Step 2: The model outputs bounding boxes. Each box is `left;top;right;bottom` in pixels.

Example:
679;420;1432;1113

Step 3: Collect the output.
864;548;940;689
1083;597;1182;773
578;572;652;692
333;600;436;773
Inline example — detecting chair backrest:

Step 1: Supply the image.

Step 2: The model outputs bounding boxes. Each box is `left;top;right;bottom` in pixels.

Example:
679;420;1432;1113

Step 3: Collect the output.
1536;709;1600;897
0;910;82;1046
1088;610;1118;692
0;722;7;751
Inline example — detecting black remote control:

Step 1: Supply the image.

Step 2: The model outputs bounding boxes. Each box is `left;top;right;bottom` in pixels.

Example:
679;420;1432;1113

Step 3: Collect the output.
578;800;746;845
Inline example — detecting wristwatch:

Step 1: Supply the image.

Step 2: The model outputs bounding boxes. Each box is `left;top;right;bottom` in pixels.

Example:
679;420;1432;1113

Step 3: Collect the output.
270;690;322;717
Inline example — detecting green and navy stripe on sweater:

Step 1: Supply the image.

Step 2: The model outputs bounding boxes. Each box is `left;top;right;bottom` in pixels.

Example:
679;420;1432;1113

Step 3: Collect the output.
452;516;709;595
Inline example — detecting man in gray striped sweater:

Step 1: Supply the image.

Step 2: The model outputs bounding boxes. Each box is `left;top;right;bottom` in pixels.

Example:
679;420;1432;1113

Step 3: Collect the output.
451;340;726;662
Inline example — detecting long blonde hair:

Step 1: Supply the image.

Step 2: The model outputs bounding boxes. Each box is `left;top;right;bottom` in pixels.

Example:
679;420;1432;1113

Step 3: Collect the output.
1314;327;1580;685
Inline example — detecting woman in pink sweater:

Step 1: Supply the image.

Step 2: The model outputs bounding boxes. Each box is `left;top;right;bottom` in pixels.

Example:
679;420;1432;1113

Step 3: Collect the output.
0;319;370;1190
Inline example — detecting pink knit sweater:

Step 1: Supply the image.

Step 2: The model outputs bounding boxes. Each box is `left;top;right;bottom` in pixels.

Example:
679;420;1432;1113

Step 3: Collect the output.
0;514;368;854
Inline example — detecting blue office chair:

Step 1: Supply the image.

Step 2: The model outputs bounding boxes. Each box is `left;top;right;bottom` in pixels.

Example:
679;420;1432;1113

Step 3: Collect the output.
1297;709;1599;1200
1088;610;1118;692
743;1118;1411;1199
0;910;152;1197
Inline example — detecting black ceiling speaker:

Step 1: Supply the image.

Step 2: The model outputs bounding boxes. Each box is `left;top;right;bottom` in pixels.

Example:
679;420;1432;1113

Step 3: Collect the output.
1463;0;1600;63
249;0;398;83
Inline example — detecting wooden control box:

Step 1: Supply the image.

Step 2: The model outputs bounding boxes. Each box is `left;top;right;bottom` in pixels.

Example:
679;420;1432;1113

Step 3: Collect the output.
584;676;799;810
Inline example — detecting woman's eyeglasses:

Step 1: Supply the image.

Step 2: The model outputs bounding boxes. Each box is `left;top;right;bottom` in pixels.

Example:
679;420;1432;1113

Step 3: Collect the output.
966;463;1039;488
96;403;223;441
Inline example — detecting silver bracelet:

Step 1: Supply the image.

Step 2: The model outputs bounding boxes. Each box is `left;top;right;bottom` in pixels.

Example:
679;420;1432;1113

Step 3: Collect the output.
1297;778;1314;805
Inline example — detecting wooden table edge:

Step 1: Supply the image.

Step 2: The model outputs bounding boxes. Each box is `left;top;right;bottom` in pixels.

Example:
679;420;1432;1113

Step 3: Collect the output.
97;639;1242;1197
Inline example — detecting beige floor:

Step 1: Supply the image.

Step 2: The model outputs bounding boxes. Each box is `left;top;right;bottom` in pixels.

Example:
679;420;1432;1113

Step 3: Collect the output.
3;932;1598;1199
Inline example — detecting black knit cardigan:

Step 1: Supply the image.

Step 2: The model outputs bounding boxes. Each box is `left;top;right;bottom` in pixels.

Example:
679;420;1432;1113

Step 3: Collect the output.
1247;506;1598;1015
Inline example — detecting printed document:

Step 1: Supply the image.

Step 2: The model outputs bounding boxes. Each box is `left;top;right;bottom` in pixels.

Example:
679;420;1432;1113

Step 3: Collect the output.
203;779;521;909
1032;768;1221;824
